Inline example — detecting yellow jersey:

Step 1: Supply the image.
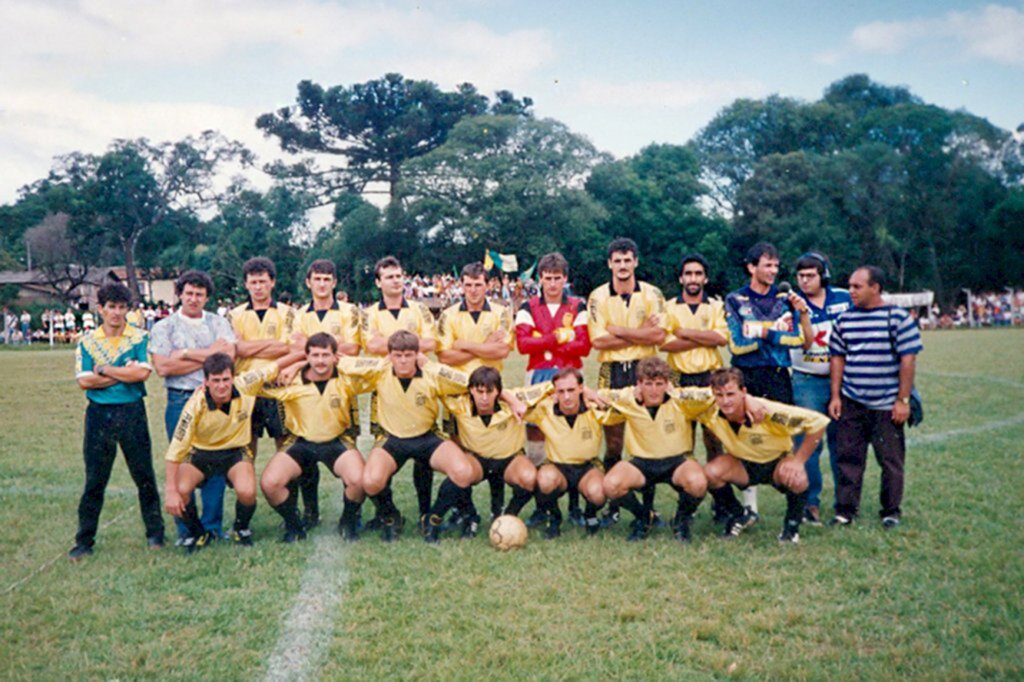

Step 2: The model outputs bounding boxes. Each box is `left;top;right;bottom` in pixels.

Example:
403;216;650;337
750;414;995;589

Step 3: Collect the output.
441;382;552;459
361;299;436;354
259;365;362;444
522;397;613;465
600;388;711;460
227;300;295;373
295;301;361;349
662;295;728;374
587;281;669;363
437;300;514;373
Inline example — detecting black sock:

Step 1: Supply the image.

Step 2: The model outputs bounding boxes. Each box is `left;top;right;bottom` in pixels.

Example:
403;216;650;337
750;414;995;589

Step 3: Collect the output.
272;492;303;533
505;485;532;516
341;495;363;524
641;485;656;516
372;484;397;519
536;490;561;520
234;500;256;531
616;491;645;520
429;478;468;520
488;476;506;518
709;484;744;518
181;500;205;537
785;488;808;526
674;488;703;519
567;487;580;514
413;461;433;516
584;500;602;520
300;466;320;517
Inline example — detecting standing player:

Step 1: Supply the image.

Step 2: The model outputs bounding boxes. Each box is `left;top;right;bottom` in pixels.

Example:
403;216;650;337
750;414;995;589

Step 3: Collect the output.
289;259;363;529
258;334;367;542
725;242;804;518
514;252;591;525
788;252;851;524
151;270;236;544
351;331;479;543
699;368;827;544
69;283;164;560
163;353;273;552
588;237;668;526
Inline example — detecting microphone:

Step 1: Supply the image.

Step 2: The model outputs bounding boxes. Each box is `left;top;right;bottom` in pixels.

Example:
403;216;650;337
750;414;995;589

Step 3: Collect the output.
778;281;792;294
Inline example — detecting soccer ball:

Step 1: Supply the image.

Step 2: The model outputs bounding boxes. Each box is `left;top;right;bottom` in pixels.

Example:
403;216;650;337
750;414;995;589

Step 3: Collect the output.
489;515;528;551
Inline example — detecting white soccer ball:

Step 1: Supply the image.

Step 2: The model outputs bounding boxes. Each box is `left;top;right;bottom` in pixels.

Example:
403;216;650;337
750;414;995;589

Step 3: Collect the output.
489;514;528;551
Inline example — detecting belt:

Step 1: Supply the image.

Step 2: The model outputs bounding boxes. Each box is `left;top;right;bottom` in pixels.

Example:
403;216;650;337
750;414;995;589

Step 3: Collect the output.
167;387;197;394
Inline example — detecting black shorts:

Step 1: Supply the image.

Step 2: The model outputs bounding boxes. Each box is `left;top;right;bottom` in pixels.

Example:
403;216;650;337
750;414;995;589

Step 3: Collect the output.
598;361;638;390
735;366;793;404
554;460;601;492
186;447;250;480
472;452;518;482
739;457;784;488
676;371;712;388
286;437;354;476
252;397;288;440
629;455;688;485
382;432;446;470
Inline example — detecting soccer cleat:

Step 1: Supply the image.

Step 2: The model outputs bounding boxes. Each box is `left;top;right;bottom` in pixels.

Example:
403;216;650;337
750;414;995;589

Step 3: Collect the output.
673;517;692;544
302;512;321;531
778;524;800;544
803;505;822;526
651;512;667;529
598;510;620;528
364;515;384;532
525;508;549;528
184;531;213;554
544;515;562;540
338;516;360;543
424;515;445;544
829;514;854;527
68;544;94;561
440;510;464;533
711;503;731;525
721;509;758;540
380;514;404;543
282;528;307;544
584;515;601;536
567;507;585;527
881;515;901;530
231;528;254;546
626;518;651;542
460;514;481;539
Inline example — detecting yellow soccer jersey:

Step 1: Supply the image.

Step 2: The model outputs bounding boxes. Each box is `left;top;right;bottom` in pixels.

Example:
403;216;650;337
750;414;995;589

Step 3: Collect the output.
437;300;514;373
361;299;437;354
339;357;468;438
227;300;295;373
663;296;728;374
587;281;670;363
599;388;712;460
442;382;552;460
686;394;830;464
522;397;613;465
295;301;361;349
258;366;362;444
164;366;275;463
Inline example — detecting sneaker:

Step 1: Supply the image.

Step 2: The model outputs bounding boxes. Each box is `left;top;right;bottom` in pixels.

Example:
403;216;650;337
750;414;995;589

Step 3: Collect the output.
778;523;800;544
68;544;94;561
282;528;307;544
302;512;321;531
626;518;651;542
381;514;404;543
544;515;562;540
584;515;601;536
231;528;254;546
146;536;164;549
829;514;854;527
424;515;444;544
440;510;464;532
881;515;901;530
721;509;758;540
803;505;822;526
525;508;549;528
183;531;214;554
460;514;481;539
598;510;620;528
567;507;585;527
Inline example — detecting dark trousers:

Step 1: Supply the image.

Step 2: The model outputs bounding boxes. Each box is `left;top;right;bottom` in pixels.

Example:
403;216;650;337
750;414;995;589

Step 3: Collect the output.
76;400;164;547
834;396;906;519
736;365;793;404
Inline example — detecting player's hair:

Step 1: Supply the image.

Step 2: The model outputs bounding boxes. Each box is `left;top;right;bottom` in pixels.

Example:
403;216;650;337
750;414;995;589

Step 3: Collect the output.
461;262;487;280
277;292;292;305
636;357;674;382
97;283;132;306
243;257;276;281
537;252;569;277
306;332;338;354
469;366;503;392
796;252;831;286
710;367;746;390
387;330;420;352
856;265;886;292
174;270;214;297
745;242;779;268
306;259;336;280
607;237;639;259
553;366;584;386
679;252;710;278
203;352;235;377
374;256;402;279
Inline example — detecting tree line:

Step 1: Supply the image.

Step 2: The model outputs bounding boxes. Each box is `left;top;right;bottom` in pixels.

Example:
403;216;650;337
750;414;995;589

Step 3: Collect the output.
1;72;1021;306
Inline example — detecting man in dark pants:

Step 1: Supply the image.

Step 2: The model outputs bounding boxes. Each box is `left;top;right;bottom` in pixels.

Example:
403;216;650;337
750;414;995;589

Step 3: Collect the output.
70;283;164;560
828;266;922;529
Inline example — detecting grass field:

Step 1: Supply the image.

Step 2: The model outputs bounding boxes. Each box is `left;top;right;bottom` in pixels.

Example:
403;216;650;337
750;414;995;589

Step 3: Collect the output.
1;329;1023;680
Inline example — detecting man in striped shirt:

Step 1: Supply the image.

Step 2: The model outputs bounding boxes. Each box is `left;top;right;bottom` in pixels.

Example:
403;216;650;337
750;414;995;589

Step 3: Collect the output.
828;266;923;529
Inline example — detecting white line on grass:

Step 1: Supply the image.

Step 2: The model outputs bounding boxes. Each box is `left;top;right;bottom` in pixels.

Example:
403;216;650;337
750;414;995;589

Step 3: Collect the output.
263;534;349;682
909;412;1024;446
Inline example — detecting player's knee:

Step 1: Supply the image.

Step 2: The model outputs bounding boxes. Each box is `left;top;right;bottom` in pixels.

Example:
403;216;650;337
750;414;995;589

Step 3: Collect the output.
536;468;559;493
177;481;195;499
235;485;257;506
584;482;605;506
515;467;537;491
677;471;707;497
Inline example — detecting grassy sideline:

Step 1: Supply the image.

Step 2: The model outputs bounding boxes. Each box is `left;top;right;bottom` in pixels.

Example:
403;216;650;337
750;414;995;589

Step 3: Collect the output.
1;329;1022;679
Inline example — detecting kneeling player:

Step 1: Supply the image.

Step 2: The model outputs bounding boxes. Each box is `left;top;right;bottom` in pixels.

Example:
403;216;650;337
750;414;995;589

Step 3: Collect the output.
700;368;827;544
439;367;547;535
164;353;271;552
348;331;481;543
524;367;612;538
258;333;366;542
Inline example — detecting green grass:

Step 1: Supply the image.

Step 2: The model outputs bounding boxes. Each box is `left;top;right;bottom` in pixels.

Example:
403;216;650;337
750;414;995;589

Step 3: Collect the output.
1;329;1023;679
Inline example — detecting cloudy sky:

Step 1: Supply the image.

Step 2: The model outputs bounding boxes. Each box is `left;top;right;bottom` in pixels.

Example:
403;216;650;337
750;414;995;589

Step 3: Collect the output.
2;0;1023;203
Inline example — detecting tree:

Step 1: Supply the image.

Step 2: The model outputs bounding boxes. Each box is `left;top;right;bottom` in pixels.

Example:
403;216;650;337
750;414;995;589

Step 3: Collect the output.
23;213;101;303
257;74;501;204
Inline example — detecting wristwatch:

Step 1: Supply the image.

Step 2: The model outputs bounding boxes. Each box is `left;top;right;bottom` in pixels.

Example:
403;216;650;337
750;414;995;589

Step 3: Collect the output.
97;365;106;377
182;348;191;360
898;396;910;405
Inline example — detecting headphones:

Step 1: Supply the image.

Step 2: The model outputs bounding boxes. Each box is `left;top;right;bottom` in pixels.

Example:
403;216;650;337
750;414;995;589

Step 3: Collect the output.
799;251;831;286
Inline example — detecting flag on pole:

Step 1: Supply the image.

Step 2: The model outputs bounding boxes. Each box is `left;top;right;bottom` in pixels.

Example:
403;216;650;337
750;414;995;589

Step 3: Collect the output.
484;250;519;273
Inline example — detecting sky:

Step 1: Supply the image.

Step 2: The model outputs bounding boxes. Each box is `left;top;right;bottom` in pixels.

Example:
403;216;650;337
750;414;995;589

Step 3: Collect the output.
2;0;1023;204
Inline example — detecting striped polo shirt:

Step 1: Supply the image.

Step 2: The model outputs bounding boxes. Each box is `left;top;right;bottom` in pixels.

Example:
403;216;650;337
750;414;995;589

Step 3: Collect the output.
829;305;923;410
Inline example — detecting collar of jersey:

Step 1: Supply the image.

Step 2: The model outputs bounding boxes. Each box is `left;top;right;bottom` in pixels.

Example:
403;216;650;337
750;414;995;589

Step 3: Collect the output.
471;398;503;417
718;409;752;428
302;367;339;384
378;299;410;310
609;280;640;297
391;367;423;379
245;298;278;310
676;293;710;304
305;301;340;313
206;386;241;412
554;402;589;417
459;300;492;312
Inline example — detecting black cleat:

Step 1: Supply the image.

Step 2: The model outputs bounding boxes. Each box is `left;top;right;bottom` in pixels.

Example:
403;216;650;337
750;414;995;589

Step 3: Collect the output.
282;528;307;544
881;515;901;530
829;514;854;527
184;531;214;554
525;508;549;528
424;515;445;544
626;518;651;542
364;515;384;531
460;514;481;539
673;517;692;544
544;515;562;540
584;515;601;536
302;512;321;531
231;528;254;546
381;514;404;543
711;504;731;525
338;516;360;542
778;521;801;544
440;510;464;532
722;508;759;540
567;507;585;527
68;544;94;561
598;510;620;528
803;505;822;526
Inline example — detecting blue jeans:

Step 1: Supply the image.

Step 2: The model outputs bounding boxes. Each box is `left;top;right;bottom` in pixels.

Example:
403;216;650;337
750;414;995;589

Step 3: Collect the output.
791;371;839;510
165;388;226;538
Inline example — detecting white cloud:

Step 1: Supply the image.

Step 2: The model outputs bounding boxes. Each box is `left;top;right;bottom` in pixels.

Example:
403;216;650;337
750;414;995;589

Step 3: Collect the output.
846;4;1024;65
572;78;767;110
